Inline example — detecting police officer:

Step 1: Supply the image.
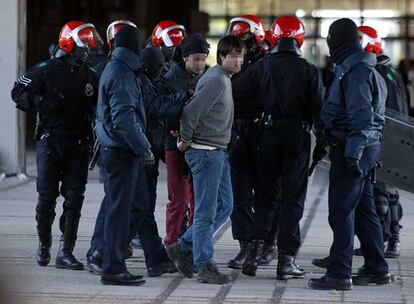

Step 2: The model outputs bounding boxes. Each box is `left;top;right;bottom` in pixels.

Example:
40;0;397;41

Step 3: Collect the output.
86;26;188;277
86;19;139;274
226;15;277;269
312;26;407;269
11;21;101;270
359;26;406;258
308;18;390;291
147;20;186;75
232;16;324;279
95;25;152;286
127;46;191;277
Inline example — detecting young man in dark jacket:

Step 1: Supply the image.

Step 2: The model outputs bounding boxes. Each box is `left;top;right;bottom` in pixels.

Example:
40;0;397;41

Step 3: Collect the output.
95;25;152;286
309;18;390;291
161;34;210;247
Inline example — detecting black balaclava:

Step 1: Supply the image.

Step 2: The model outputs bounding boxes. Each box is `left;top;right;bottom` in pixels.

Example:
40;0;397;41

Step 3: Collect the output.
327;18;361;64
113;25;142;55
140;46;165;80
65;45;89;66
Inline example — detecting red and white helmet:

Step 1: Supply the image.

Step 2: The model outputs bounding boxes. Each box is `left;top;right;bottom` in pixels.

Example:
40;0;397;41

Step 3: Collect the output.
358;26;382;56
270;16;305;48
151;20;186;47
58;21;103;53
227;15;265;44
106;19;138;49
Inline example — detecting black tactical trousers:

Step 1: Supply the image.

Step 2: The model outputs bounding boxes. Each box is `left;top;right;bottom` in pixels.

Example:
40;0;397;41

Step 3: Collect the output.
248;123;310;256
36;133;89;243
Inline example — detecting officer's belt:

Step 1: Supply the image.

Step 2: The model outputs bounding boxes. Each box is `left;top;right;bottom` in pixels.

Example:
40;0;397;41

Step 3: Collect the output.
42;129;88;138
234;118;260;128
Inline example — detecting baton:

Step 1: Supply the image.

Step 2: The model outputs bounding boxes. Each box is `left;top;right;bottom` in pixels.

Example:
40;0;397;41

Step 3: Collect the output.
89;140;101;171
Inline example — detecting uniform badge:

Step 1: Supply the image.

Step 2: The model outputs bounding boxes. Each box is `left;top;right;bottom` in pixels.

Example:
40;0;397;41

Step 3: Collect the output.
85;83;94;97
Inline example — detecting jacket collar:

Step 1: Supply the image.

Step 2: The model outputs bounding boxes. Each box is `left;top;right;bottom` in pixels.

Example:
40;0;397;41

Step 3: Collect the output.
111;47;142;71
169;62;203;81
336;51;377;77
377;54;391;66
270;38;302;56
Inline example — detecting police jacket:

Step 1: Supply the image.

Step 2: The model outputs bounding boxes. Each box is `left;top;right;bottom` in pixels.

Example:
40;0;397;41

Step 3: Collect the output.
161;62;203;151
11;56;98;137
138;71;188;157
95;47;150;156
232;47;265;120
321;51;387;160
232;38;323;125
376;55;409;114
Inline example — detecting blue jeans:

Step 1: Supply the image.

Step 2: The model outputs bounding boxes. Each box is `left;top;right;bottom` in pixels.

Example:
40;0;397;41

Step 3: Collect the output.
179;148;233;268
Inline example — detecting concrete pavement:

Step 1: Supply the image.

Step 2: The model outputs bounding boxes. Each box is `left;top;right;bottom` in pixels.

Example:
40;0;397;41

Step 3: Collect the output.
1;163;414;304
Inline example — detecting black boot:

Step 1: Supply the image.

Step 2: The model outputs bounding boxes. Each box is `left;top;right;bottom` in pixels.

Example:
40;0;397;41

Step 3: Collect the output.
86;249;102;275
242;240;264;277
227;240;248;269
311;256;329;269
277;254;305;280
385;237;400;258
55;214;84;270
55;236;84;270
37;240;51;266
258;240;277;266
35;202;55;267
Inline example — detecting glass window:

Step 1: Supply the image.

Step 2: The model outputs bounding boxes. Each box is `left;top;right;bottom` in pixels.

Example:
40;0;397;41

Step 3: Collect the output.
383;40;405;66
363;19;405;38
227;0;243;16
199;0;227;16
208;18;229;37
275;0;316;16
316;0;360;18
362;0;405;17
206;38;220;66
241;0;272;15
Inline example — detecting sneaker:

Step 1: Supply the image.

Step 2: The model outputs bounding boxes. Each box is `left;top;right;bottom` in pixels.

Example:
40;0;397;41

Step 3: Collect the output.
197;261;231;285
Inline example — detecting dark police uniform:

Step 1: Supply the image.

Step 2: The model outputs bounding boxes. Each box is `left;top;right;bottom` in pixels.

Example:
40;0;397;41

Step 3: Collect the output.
320;51;389;280
11;56;98;268
95;46;151;276
229;46;265;246
373;54;407;256
87;48;186;276
232;38;323;278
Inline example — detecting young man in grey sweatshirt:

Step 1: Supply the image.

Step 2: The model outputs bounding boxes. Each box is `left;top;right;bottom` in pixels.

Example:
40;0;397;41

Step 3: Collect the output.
167;35;245;284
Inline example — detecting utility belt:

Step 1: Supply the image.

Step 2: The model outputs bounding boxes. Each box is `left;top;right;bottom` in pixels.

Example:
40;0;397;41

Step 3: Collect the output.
258;113;310;132
40;129;90;141
233;117;261;130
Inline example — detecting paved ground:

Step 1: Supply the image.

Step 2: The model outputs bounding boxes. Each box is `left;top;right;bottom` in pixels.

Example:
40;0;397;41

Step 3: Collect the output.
1;161;414;304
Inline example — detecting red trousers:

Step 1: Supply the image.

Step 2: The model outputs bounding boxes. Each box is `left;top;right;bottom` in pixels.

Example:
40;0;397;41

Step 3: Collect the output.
164;150;195;246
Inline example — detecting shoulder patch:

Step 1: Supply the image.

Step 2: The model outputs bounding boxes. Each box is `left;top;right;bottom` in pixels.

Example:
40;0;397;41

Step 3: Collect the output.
35;61;49;68
387;72;394;81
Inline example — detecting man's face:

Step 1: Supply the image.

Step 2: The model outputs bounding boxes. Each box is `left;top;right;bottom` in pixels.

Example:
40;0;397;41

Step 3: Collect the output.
184;53;207;74
220;51;244;74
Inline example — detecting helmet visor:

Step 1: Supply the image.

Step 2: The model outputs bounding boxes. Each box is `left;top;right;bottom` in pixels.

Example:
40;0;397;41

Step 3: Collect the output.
72;23;104;49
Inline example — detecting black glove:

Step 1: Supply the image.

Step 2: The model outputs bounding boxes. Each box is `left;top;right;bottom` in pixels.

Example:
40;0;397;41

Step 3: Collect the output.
140;151;155;167
312;142;329;161
345;157;363;178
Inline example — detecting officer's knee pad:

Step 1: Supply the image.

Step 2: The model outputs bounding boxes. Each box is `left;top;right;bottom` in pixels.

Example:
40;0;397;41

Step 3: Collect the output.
63;190;84;215
375;195;389;216
36;197;57;217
